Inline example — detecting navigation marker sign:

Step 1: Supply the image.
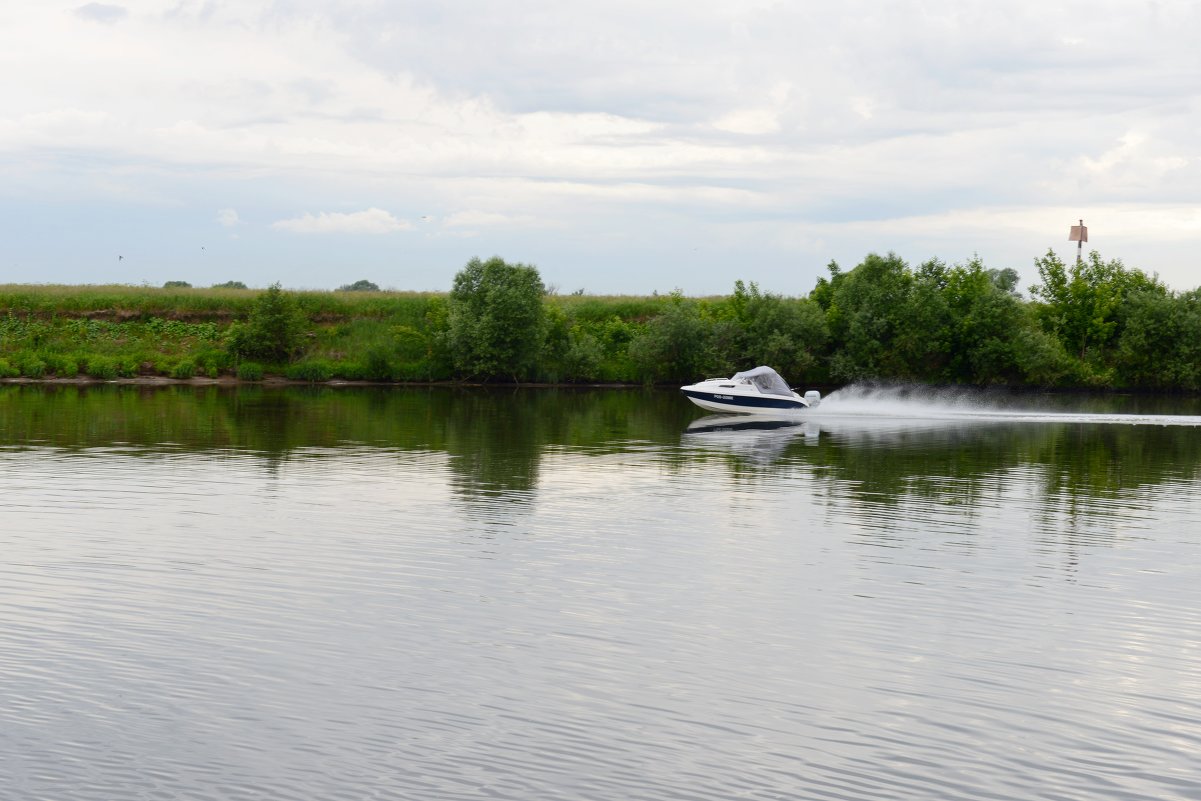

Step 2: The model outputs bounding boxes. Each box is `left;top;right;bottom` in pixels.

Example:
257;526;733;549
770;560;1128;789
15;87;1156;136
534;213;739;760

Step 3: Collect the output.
1069;219;1088;263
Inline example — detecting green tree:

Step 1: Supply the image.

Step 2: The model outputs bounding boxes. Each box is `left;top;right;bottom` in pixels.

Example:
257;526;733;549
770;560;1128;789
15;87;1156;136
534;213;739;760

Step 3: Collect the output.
226;283;308;363
940;257;1028;383
212;281;248;290
1115;289;1201;390
892;258;954;380
987;267;1020;294
1030;249;1163;371
627;291;711;383
337;279;381;292
809;260;844;311
163;280;191;288
446;256;546;380
826;252;914;381
725;280;828;380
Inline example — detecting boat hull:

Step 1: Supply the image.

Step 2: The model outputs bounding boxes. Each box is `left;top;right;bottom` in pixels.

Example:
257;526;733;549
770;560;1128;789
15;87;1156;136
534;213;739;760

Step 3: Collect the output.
681;388;807;414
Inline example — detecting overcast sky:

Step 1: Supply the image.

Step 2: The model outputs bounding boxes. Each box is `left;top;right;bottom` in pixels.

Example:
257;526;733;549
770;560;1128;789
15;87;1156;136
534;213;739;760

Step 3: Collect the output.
3;1;1200;295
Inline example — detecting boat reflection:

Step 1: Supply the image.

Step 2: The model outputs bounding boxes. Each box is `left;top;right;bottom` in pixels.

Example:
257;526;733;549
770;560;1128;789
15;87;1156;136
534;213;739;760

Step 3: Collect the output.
682;414;820;465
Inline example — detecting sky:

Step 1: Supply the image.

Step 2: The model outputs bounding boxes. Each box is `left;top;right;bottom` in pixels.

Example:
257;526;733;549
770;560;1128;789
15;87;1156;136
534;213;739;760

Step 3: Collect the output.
2;0;1200;296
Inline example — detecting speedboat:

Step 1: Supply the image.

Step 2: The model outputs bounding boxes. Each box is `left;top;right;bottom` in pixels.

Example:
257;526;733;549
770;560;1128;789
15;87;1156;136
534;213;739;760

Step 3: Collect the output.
680;366;820;415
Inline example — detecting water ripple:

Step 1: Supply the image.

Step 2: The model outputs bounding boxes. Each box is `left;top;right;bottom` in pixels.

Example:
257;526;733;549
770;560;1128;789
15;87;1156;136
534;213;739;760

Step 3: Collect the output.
3;406;1201;800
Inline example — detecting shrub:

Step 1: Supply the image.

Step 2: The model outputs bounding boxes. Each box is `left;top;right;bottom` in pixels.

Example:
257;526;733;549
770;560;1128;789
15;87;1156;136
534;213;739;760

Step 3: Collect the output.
0;358;17;378
362;345;396;380
337;279;381;292
43;354;79;378
285;359;334;382
237;362;264;381
447;256;545;380
170;359;196;379
335;361;370;381
19;355;47;378
86;356;119;380
226;284;308;363
627;292;711;383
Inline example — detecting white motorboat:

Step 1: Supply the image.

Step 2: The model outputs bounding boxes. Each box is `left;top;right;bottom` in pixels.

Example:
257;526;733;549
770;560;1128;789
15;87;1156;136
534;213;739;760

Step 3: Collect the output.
680;366;821;415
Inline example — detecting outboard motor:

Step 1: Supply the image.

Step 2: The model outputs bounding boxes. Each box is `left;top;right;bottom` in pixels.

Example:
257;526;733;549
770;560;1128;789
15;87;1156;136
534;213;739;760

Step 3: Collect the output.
803;390;821;408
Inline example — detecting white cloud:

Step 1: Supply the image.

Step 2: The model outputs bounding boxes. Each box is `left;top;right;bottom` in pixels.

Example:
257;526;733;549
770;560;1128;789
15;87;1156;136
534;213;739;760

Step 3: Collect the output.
712;108;780;136
73;3;127;25
216;208;241;227
271;208;412;235
4;0;1201;292
442;210;538;229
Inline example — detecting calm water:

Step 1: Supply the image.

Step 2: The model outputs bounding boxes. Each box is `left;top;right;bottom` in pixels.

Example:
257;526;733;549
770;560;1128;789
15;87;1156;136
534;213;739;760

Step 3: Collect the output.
3;384;1201;800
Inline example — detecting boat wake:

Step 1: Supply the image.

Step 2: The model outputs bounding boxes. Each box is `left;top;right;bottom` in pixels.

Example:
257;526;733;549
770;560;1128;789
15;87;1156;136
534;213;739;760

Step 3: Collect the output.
808;384;1201;427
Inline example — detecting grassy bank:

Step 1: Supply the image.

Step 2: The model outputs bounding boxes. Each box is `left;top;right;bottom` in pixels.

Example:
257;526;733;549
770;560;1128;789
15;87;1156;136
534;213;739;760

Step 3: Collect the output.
0;282;672;384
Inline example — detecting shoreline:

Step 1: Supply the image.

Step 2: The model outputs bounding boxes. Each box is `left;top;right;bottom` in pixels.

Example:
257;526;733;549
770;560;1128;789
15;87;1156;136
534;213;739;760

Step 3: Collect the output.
0;375;644;389
3;376;1199;397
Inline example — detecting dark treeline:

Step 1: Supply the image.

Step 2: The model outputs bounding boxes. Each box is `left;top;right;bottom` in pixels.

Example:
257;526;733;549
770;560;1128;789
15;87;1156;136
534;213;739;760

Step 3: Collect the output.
1;250;1199;389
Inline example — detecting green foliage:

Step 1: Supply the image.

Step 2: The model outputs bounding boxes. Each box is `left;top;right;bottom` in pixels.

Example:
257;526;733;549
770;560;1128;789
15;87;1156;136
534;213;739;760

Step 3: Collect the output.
988;267;1021;294
212;281;248;289
285;359;335;382
725;280;828;380
938;258;1027;383
86;356;120;380
447;257;546;380
170;359;197;379
338;279;381;292
226;283;309;363
237;362;265;381
44;353;79;378
1115;289;1201;390
163;281;192;288
1031;249;1163;368
19;354;47;378
826;252;914;381
628;292;712;383
2;250;1199;391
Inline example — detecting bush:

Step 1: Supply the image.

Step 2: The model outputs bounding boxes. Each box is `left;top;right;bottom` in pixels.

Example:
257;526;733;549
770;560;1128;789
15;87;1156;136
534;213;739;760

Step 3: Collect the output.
86;356;119;380
43;354;79;378
19;355;47;378
212;281;248;289
163;280;192;288
362;345;396;380
0;358;17;378
170;359;196;379
226;284;308;363
237;362;264;381
447;256;545;380
337;279;380;292
285;359;334;382
627;292;711;383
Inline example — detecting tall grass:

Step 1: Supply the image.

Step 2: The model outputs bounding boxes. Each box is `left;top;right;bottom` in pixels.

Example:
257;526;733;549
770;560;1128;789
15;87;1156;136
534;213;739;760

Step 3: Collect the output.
0;284;441;321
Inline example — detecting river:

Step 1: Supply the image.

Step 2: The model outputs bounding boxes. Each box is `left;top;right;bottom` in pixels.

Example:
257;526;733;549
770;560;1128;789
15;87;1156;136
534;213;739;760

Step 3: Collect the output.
2;384;1200;800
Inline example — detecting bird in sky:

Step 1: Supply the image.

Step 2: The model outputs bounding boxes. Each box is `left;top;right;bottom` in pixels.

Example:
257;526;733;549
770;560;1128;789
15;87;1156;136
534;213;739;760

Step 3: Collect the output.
118;255;123;261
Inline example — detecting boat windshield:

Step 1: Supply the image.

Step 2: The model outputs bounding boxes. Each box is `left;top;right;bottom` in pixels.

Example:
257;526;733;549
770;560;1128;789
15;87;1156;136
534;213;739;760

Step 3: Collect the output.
731;366;792;397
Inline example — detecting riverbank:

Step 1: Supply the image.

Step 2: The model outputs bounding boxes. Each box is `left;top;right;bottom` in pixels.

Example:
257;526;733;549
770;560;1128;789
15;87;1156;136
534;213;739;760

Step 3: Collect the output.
0;375;646;389
4;247;1200;391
